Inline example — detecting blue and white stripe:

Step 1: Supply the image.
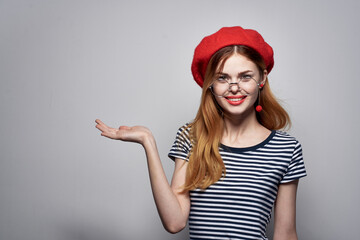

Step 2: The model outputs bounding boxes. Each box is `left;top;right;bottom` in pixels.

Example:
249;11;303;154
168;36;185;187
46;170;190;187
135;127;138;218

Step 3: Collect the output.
169;126;307;240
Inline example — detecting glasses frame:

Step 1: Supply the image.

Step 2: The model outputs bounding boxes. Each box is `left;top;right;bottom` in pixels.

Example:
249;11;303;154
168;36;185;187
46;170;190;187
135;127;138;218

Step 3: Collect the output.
209;75;261;98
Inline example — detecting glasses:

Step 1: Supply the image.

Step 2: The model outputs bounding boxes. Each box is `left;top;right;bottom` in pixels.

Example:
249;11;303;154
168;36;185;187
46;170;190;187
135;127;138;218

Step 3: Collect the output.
209;74;260;97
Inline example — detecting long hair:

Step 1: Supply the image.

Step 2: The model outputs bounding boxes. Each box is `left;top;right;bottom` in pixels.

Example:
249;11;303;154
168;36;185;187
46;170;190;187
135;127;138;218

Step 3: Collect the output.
182;45;290;191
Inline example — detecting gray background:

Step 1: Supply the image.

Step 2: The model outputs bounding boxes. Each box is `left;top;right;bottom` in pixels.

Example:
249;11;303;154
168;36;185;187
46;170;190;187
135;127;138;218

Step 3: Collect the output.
1;0;359;239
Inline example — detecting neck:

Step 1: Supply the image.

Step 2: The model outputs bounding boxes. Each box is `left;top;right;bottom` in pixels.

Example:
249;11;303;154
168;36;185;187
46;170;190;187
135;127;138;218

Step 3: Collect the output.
223;110;258;135
222;110;270;147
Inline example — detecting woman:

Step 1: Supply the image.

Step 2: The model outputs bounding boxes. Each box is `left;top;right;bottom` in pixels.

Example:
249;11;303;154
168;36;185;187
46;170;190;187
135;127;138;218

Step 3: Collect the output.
95;26;306;240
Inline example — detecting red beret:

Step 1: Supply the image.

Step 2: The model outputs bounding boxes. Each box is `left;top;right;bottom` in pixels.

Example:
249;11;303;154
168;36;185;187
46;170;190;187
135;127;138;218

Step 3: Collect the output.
191;26;274;87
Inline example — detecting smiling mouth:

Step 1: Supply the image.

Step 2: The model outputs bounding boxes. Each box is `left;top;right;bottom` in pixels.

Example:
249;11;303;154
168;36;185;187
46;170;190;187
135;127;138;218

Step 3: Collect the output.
225;95;247;105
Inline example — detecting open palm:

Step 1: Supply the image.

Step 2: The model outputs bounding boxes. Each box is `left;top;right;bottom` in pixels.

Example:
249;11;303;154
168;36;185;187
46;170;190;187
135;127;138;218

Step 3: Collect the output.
95;119;151;144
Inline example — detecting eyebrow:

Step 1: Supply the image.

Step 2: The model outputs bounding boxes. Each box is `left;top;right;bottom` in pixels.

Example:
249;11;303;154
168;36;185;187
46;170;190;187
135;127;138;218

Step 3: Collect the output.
216;70;254;76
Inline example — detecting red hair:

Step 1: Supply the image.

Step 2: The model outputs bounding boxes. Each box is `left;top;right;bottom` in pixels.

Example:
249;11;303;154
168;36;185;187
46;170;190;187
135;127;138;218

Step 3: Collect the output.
182;45;290;191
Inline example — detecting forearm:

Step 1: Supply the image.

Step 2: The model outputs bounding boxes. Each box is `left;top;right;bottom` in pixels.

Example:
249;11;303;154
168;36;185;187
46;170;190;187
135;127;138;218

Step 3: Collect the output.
273;180;299;240
273;214;297;240
273;231;298;240
142;136;188;233
95;120;188;233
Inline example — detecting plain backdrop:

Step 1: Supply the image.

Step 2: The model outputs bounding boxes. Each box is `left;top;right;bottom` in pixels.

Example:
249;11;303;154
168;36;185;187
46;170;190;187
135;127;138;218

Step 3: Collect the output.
1;0;359;239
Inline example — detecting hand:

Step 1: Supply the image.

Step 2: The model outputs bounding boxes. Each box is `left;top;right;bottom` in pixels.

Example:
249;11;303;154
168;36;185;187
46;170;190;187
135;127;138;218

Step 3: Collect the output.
95;119;152;145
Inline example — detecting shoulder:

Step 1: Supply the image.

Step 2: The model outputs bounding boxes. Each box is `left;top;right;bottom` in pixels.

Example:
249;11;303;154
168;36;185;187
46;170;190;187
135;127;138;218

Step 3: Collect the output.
272;130;301;145
174;123;192;142
168;123;193;161
272;131;304;165
275;131;307;182
177;123;191;134
268;131;303;157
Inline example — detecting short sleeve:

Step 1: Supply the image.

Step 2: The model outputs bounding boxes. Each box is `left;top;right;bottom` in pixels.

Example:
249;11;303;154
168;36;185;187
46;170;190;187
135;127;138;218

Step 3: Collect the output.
280;140;307;183
168;125;192;162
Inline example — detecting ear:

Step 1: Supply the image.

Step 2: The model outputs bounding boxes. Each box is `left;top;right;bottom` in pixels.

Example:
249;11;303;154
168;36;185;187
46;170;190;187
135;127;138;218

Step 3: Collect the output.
260;69;268;87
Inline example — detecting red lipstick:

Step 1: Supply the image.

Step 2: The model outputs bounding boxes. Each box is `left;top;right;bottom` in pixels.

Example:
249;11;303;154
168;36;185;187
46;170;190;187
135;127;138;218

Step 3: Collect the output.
225;95;247;105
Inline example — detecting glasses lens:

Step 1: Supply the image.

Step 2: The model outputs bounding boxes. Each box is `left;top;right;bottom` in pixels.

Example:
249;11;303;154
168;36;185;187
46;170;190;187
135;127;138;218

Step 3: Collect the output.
211;77;258;97
211;80;229;96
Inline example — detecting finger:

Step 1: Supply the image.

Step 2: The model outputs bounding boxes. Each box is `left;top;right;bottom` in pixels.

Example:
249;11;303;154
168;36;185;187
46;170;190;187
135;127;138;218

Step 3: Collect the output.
95;123;108;133
95;119;105;125
95;120;113;133
95;119;108;128
100;131;115;139
102;128;127;140
119;126;131;130
96;119;112;129
95;119;104;131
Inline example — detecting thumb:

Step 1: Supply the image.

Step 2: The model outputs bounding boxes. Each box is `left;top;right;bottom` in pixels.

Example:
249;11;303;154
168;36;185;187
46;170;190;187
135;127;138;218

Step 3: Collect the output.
119;126;131;130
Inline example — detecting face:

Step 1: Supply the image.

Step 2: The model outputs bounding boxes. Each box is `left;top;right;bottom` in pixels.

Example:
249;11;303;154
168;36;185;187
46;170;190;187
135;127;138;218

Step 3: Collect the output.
210;54;266;117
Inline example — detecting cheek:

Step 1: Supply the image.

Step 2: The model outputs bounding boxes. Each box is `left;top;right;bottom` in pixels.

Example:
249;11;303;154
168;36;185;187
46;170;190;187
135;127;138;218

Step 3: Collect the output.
213;95;223;106
211;96;228;111
249;88;260;102
244;88;261;106
244;84;259;94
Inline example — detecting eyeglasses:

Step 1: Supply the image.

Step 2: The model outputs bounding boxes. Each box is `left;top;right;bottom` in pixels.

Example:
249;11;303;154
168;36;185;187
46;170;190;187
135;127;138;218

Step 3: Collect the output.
209;74;260;97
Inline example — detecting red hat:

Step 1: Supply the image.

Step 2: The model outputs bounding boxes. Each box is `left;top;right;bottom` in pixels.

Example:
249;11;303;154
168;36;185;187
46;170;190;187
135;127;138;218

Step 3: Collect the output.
191;26;274;87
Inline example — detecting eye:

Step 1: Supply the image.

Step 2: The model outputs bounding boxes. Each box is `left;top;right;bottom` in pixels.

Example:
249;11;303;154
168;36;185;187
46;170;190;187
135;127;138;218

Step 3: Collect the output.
241;74;253;81
216;75;228;83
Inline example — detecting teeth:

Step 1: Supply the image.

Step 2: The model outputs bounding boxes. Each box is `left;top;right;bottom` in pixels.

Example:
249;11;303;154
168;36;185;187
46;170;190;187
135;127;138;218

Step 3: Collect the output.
227;97;244;101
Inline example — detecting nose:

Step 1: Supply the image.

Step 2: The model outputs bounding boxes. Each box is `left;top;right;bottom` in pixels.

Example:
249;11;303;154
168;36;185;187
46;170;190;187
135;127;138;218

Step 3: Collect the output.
228;82;241;93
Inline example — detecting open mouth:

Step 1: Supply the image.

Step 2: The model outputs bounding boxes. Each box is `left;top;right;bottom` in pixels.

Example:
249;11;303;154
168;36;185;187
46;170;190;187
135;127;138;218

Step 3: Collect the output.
225;95;247;105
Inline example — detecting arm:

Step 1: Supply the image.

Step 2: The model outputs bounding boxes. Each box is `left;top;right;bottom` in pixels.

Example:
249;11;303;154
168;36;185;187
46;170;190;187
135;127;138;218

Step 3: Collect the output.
95;119;190;233
273;179;299;240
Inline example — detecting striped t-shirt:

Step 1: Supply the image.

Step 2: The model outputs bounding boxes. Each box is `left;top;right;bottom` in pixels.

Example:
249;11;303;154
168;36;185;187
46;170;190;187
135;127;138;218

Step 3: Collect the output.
168;125;307;240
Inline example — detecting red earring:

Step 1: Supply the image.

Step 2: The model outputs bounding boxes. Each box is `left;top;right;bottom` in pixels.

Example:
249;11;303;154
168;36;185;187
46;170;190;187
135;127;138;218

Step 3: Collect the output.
256;83;263;112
